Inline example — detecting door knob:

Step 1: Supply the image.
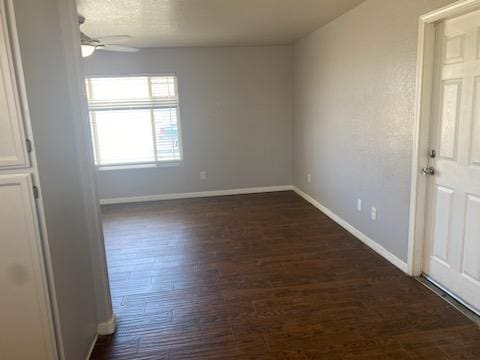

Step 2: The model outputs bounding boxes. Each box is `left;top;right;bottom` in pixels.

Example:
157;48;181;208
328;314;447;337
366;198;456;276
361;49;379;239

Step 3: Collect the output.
422;167;435;176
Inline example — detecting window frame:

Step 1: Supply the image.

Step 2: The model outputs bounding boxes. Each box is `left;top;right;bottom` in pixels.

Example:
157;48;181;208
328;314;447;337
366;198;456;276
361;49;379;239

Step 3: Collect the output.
85;73;184;170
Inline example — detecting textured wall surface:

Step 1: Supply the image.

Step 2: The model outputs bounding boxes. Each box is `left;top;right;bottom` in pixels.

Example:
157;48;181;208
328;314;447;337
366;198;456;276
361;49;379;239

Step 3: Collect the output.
293;0;456;261
84;46;293;200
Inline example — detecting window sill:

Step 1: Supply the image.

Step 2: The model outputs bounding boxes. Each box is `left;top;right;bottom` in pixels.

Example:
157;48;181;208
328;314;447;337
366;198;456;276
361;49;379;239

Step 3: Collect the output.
96;162;182;172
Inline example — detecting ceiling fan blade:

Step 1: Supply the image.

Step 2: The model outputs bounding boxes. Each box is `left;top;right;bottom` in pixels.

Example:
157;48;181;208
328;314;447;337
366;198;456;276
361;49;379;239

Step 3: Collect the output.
97;44;139;53
96;35;132;44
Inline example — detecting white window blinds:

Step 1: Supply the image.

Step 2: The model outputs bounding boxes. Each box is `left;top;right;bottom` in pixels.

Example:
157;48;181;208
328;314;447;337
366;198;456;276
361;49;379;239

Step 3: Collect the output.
85;76;182;167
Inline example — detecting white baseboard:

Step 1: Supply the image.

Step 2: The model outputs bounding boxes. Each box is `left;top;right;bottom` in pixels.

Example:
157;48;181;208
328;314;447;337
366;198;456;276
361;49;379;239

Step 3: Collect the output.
85;334;98;360
85;315;116;359
97;314;116;336
99;185;407;273
99;185;294;205
293;186;408;273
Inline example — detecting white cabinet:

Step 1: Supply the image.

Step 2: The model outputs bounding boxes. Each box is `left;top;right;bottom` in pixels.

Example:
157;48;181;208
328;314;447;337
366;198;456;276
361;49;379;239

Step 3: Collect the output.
0;1;28;168
0;174;56;359
0;1;57;359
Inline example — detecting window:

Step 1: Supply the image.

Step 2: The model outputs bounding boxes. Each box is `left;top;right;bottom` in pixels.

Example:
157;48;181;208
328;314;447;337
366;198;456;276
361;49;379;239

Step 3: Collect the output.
85;75;182;167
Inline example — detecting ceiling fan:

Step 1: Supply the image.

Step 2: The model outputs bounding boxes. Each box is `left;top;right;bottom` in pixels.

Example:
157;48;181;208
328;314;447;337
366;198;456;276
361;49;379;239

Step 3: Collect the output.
79;15;139;57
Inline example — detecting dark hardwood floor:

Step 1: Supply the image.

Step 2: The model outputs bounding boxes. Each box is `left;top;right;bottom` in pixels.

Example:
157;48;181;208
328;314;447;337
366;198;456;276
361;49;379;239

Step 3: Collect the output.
90;191;480;359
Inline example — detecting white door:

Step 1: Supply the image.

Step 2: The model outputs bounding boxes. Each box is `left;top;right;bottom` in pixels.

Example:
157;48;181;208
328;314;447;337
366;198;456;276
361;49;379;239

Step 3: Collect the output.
0;1;29;168
0;174;56;359
424;9;480;313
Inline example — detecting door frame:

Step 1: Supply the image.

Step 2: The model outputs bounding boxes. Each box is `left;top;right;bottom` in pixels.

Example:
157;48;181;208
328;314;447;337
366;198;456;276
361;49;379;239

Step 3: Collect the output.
408;0;480;276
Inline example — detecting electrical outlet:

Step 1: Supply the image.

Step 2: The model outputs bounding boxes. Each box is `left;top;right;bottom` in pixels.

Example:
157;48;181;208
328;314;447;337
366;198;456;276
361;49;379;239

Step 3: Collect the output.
307;173;311;184
200;171;207;181
371;207;377;221
357;199;362;212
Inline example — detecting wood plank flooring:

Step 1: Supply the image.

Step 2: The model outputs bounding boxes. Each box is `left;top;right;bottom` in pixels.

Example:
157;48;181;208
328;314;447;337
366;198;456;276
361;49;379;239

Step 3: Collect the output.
90;191;480;359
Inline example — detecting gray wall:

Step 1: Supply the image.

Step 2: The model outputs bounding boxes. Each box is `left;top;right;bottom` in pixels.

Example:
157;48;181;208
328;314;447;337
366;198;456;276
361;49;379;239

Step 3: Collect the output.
84;46;293;200
14;0;104;358
293;0;456;261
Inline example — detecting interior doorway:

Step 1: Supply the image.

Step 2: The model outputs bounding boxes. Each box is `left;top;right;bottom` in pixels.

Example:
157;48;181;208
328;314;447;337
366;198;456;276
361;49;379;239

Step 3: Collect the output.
409;0;480;316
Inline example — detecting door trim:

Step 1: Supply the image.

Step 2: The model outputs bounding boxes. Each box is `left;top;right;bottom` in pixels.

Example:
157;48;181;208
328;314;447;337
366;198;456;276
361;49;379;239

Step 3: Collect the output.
408;0;480;276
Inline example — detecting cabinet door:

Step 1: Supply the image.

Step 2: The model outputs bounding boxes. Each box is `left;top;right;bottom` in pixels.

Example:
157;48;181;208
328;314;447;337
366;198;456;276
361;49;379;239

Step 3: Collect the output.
0;174;56;359
0;2;28;168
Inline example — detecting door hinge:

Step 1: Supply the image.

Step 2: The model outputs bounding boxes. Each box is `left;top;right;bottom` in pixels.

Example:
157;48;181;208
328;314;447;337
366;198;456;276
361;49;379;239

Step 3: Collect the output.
33;186;39;199
26;139;32;153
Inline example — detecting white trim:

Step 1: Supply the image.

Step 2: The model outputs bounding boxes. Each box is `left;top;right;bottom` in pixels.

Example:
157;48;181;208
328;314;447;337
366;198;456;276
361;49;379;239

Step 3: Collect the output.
97;161;181;171
420;0;480;23
293;187;408;273
86;72;178;79
408;0;480;276
97;314;117;336
100;184;408;272
85;334;98;360
100;185;294;205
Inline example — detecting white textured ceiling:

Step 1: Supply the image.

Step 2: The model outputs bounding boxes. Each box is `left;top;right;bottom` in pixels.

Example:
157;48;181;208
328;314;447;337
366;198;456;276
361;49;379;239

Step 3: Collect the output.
76;0;364;48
